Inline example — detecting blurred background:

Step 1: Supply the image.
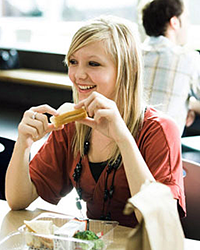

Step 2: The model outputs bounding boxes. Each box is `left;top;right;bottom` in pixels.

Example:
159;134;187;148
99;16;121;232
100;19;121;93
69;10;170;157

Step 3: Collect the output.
0;0;199;54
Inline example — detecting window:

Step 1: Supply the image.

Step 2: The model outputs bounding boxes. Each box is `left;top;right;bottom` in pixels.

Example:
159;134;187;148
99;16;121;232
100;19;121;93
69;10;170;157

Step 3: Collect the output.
0;0;200;54
185;0;200;50
0;0;138;54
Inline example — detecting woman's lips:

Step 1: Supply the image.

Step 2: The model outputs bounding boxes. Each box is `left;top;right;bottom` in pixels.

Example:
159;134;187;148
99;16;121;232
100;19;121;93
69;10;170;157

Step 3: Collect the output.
78;84;96;92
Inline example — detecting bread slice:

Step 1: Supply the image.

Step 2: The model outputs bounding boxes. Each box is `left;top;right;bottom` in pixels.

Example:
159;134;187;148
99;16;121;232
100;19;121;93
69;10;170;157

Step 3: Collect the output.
24;220;55;249
24;220;54;234
50;102;87;128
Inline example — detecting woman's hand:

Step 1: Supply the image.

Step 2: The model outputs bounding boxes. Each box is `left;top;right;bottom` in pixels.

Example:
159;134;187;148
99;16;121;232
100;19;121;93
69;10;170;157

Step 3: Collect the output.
75;92;129;143
17;104;60;148
6;103;60;210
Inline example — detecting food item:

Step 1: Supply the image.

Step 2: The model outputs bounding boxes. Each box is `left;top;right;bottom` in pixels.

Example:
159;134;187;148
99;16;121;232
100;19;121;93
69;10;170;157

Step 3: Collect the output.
54;218;88;238
74;230;104;250
23;219;103;250
50;102;87;128
74;230;99;240
24;220;58;249
54;219;89;250
24;220;54;234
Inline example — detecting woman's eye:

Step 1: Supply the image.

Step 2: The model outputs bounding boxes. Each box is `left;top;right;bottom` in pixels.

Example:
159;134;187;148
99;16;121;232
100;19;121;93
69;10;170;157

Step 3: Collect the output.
89;61;100;67
69;59;77;65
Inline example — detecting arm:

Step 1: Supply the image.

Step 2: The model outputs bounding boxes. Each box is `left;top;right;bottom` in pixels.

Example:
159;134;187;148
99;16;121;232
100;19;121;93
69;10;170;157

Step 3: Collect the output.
189;96;200;115
115;128;155;196
185;97;200;127
75;92;155;196
76;92;185;218
5;105;59;210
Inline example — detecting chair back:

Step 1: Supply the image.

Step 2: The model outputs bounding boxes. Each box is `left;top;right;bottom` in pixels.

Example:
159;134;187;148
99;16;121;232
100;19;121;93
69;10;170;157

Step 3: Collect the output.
181;158;200;240
0;137;15;200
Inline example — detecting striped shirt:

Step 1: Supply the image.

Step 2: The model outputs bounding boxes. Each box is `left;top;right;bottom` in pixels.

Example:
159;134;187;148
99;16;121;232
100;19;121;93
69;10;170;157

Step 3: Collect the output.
142;36;200;134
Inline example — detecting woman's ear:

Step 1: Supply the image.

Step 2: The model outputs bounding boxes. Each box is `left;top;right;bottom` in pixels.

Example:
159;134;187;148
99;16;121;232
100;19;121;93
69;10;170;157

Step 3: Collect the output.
169;16;181;30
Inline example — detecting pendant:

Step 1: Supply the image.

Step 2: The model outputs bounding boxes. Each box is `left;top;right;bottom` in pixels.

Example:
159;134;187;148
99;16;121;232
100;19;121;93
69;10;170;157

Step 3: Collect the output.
76;197;82;210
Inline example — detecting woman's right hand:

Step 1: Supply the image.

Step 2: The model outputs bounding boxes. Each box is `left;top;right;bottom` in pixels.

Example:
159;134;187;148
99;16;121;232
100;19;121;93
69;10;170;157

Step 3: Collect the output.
17;104;59;149
6;103;60;210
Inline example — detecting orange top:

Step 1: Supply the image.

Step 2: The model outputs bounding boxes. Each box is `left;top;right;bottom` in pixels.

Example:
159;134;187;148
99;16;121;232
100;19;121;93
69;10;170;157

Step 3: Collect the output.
30;107;185;227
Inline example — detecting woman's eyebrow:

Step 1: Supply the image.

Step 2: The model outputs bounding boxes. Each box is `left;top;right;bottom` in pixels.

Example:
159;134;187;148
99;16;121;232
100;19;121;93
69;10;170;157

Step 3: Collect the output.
88;55;101;59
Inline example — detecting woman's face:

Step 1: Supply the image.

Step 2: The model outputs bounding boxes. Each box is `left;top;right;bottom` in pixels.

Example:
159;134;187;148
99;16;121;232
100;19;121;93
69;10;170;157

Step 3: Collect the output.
68;40;117;101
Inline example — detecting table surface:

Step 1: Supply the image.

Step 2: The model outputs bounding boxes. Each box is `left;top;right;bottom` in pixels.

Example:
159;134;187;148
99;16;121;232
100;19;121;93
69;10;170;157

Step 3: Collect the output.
0;199;132;250
181;135;200;152
0;199;200;250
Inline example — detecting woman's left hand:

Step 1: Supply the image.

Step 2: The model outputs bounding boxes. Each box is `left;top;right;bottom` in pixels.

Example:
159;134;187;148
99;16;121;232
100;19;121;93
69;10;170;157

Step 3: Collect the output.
75;92;129;143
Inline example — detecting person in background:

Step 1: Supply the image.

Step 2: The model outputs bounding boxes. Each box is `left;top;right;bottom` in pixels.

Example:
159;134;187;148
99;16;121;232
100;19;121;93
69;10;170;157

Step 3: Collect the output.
5;15;185;228
141;0;200;135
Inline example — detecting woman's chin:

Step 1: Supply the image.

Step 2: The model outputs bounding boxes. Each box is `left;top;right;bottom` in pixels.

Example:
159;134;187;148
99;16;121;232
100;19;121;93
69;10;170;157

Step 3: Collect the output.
78;90;95;101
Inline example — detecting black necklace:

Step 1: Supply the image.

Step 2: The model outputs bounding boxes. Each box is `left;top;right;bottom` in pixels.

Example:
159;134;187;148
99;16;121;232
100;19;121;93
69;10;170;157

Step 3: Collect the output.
72;141;121;220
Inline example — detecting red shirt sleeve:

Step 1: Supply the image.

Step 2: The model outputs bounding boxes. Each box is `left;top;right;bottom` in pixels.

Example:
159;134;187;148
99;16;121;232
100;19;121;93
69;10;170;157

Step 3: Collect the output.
29;124;75;204
137;108;186;217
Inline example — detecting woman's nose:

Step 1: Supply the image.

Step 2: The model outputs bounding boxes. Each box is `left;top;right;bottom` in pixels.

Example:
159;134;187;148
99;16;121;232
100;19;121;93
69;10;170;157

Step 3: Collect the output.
75;65;87;80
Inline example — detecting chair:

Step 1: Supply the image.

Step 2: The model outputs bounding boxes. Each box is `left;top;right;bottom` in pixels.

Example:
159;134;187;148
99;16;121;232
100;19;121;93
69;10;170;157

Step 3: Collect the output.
181;158;200;240
0;137;15;200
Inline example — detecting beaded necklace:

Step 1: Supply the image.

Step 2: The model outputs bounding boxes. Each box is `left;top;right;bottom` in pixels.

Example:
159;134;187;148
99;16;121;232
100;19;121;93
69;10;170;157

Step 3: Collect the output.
72;141;122;220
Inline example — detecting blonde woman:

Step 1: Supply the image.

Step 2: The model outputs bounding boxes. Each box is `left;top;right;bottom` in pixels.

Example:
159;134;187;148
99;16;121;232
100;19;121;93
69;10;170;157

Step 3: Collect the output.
6;16;185;227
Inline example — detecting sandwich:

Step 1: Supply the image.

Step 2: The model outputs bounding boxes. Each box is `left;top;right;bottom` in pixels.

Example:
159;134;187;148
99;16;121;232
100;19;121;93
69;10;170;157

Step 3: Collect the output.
24;220;54;235
50;102;87;128
23;218;104;250
24;220;57;249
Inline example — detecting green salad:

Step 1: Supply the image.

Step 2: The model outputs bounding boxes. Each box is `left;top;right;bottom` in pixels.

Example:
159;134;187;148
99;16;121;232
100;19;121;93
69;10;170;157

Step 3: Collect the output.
74;230;104;250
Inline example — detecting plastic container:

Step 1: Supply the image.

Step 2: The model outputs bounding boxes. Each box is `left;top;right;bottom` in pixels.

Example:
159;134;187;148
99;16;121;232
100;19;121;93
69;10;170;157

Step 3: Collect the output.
18;212;119;250
0;232;25;250
0;230;94;250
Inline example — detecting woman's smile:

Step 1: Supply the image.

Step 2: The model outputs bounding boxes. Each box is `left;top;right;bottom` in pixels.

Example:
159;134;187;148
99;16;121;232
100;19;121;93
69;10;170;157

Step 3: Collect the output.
77;84;97;92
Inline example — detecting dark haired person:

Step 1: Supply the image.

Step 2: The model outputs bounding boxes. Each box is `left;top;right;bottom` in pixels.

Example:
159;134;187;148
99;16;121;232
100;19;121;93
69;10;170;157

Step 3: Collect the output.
141;0;200;135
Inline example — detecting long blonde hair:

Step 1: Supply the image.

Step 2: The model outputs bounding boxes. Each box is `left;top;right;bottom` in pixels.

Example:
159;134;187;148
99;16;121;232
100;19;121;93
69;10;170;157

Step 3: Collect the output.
65;15;144;163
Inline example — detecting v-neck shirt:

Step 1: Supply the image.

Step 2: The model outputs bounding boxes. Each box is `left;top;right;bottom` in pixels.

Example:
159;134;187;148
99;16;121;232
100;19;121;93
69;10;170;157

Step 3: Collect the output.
29;106;186;227
89;161;108;183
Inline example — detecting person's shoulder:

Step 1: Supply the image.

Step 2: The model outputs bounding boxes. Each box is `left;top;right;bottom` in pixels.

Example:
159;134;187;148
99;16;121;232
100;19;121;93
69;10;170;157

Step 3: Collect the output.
174;45;200;59
143;106;180;136
141;36;161;52
142;36;200;61
172;47;200;73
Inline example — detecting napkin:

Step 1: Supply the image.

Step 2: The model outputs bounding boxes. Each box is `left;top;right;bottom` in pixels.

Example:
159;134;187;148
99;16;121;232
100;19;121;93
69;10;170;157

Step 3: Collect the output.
124;181;184;250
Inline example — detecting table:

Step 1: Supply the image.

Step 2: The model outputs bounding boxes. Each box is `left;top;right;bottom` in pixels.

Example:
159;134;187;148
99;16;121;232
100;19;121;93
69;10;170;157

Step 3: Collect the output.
0;200;131;250
1;200;200;250
181;136;200;152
